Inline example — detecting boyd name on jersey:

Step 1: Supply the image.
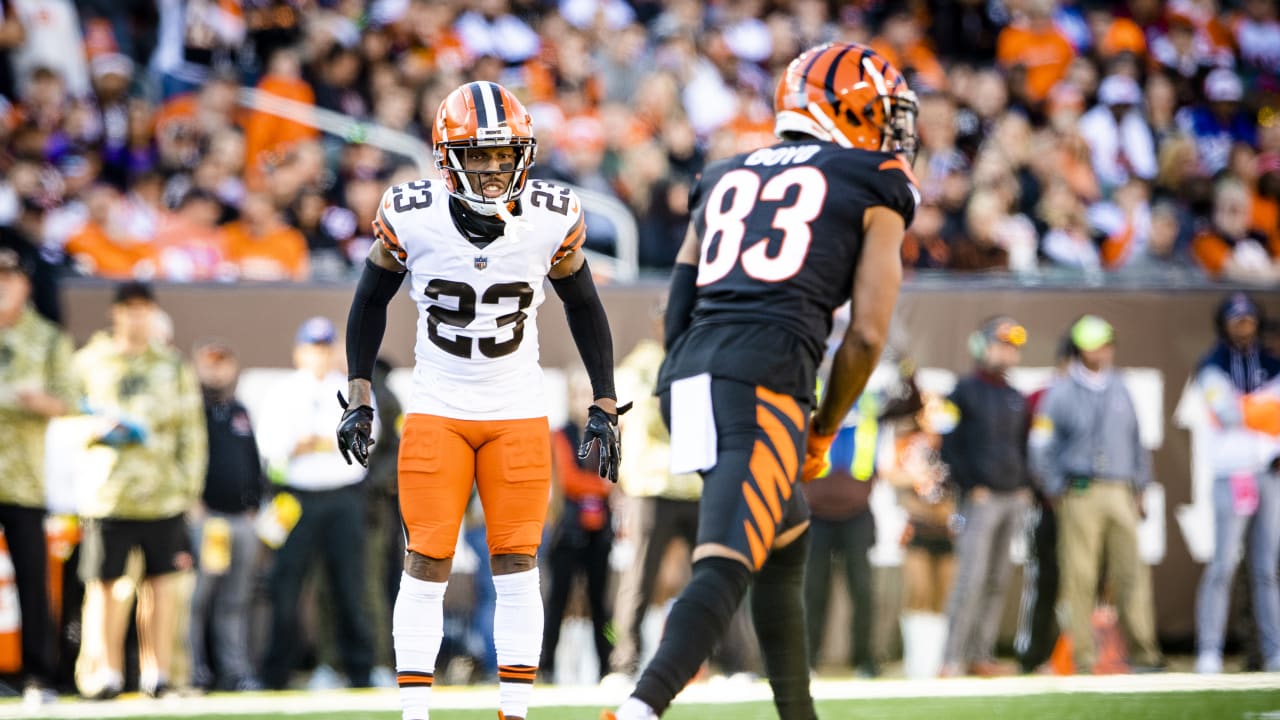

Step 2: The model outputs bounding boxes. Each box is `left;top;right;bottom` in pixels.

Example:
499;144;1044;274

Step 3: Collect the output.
374;177;586;420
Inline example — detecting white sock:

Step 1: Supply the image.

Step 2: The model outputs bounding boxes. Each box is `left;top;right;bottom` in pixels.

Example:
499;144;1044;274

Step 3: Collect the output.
139;668;166;692
493;569;544;719
616;697;657;720
393;573;447;720
99;668;123;692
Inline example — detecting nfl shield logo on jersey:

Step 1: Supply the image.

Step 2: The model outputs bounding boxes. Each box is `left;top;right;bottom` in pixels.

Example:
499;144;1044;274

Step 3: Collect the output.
474;256;488;270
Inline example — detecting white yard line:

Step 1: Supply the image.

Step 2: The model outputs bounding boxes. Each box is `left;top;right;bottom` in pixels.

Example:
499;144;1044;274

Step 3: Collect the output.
5;674;1279;719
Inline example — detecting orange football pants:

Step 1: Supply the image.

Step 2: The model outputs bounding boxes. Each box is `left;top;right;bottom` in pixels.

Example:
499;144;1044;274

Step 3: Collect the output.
398;413;552;559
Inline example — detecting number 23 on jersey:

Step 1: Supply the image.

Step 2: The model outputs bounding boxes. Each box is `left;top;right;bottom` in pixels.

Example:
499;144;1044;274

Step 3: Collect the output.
697;166;828;286
425;279;534;360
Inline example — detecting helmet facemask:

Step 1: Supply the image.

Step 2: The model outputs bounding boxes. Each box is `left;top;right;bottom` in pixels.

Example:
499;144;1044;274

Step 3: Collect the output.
878;90;919;163
435;129;537;216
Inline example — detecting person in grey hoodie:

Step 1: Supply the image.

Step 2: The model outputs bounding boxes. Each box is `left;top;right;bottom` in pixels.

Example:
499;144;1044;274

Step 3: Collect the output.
1028;315;1164;674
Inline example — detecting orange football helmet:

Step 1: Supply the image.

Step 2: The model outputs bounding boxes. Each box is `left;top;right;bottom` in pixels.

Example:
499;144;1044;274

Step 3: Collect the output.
433;81;537;213
774;43;918;160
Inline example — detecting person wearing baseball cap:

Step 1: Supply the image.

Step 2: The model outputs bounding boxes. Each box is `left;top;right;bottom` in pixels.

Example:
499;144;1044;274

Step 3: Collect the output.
936;313;1034;671
1029;314;1164;674
294;315;336;346
73;279;206;700
1080;74;1157;192
1193;293;1280;674
188;337;267;691
0;246;76;704
936;316;1032;677
1179;68;1257;175
255;316;374;691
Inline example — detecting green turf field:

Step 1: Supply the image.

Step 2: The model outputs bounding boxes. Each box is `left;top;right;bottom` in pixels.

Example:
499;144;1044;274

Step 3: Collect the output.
128;690;1280;720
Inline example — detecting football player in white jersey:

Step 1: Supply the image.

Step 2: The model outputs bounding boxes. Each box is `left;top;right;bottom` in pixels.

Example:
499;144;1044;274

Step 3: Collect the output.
336;81;624;720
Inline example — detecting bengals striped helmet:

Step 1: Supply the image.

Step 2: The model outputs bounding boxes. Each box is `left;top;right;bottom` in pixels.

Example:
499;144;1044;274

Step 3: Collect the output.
433;81;537;215
774;43;918;160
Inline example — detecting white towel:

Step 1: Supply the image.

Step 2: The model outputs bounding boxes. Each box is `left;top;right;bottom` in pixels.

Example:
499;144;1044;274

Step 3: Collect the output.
669;373;717;474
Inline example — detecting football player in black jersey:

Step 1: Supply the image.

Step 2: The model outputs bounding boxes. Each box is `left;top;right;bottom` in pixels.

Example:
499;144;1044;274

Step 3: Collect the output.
606;43;918;720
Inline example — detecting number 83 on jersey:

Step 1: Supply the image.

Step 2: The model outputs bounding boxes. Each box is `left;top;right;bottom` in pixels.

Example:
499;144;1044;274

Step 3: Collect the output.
697;166;828;285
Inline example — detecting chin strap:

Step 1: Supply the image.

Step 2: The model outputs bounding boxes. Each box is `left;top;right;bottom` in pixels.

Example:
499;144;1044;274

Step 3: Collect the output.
494;199;531;243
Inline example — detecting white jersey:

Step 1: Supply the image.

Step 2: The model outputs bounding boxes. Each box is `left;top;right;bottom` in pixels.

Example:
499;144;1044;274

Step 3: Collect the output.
375;178;585;420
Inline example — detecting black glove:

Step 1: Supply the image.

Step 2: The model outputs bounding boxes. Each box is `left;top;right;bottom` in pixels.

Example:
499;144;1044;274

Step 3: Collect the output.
336;391;375;468
578;402;631;483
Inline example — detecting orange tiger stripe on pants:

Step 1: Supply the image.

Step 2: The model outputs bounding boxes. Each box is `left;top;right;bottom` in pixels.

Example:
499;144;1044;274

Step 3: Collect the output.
738;388;805;568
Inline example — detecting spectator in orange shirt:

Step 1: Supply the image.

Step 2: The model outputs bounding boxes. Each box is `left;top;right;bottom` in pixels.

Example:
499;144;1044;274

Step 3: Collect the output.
222;194;309;282
1084;4;1147;61
871;10;947;93
154;74;241;158
524;29;602;107
153;190;232;282
1151;10;1233;85
242;49;320;191
63;185;153;279
624;72;682;145
547;115;615;199
1098;179;1157;270
402;1;469;84
996;0;1075;105
720;83;776;155
1173;1;1237;55
1193;178;1279;282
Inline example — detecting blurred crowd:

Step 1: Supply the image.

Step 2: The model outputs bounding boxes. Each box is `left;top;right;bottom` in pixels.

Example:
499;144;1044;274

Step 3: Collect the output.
0;0;1274;283
901;0;1280;282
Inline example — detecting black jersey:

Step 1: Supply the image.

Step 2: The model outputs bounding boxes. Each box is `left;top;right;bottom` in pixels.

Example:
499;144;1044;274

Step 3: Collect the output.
658;140;917;399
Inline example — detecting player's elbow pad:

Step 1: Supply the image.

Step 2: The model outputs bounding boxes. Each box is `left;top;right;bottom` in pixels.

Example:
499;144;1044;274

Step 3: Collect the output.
347;258;405;381
551;260;616;400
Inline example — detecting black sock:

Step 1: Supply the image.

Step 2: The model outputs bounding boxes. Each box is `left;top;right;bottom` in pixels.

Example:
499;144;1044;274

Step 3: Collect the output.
752;531;816;720
632;557;751;715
